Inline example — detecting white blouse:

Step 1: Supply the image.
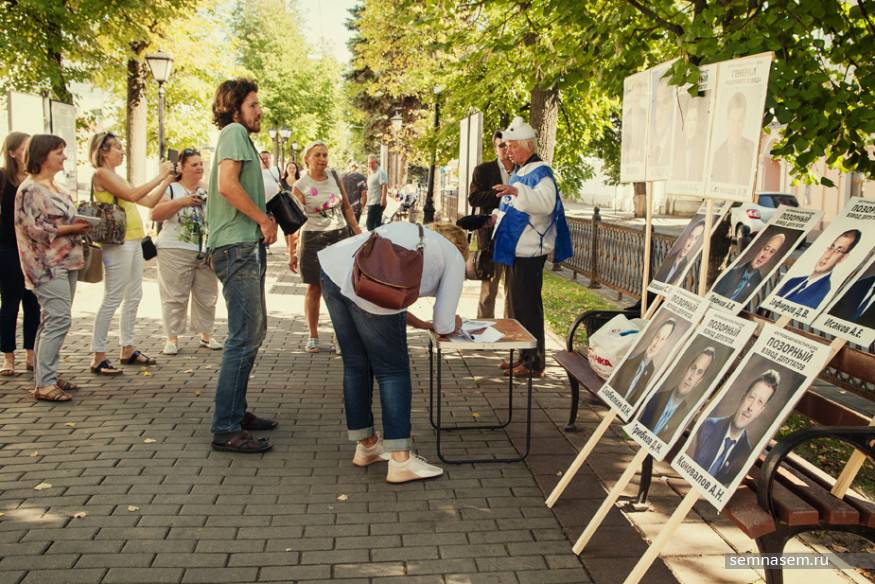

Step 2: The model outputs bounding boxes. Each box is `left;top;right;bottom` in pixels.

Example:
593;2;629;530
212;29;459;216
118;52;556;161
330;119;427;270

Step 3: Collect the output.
318;222;465;334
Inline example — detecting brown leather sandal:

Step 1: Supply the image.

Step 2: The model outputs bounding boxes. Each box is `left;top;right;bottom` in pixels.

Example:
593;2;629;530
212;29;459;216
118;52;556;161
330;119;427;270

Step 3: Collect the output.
32;385;72;402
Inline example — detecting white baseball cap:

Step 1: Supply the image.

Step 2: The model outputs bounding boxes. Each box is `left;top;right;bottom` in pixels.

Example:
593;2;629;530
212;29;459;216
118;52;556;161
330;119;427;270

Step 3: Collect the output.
502;116;536;141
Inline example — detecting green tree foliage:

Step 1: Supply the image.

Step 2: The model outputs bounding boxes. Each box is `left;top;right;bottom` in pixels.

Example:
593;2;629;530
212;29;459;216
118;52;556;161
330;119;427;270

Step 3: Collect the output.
234;0;342;157
0;0;197;102
348;0;874;193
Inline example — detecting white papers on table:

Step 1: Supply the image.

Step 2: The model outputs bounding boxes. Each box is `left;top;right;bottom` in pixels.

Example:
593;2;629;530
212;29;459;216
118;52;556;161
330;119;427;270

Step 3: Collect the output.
448;320;504;344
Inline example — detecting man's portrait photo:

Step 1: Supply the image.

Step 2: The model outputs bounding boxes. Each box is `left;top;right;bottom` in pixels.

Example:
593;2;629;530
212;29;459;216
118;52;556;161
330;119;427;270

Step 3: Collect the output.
712;227;795;303
638;343;724;444
653;218;707;286
776;229;862;309
827;261;875;330
710;91;755;186
648;76;675;176
610;316;683;406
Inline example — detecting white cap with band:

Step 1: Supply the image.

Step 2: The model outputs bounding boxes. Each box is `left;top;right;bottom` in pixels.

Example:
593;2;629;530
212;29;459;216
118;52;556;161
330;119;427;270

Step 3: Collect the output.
502;116;536;141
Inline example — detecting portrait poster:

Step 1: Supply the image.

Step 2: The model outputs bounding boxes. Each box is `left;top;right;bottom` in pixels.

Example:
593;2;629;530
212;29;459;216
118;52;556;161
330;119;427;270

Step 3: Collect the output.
813;254;875;348
704;53;773;202
707;206;822;314
624;311;756;461
671;324;831;511
598;288;706;422
648;200;729;296
761;197;875;325
645;61;677;181
620;70;651;183
666;64;716;196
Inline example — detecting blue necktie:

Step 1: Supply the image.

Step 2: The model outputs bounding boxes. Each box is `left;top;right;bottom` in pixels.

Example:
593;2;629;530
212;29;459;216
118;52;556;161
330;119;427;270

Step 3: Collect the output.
708;437;737;476
730;269;755;300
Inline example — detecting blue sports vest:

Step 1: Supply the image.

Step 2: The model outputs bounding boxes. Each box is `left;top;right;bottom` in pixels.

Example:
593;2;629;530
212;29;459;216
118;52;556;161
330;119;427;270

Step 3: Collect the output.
492;164;573;266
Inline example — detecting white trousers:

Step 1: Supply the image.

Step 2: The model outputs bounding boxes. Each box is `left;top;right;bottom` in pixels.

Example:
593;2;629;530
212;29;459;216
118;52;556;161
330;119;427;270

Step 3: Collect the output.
90;240;144;352
156;247;218;337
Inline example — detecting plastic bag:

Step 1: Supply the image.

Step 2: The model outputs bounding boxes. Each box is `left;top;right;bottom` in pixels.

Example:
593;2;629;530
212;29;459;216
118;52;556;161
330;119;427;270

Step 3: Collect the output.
586;314;645;380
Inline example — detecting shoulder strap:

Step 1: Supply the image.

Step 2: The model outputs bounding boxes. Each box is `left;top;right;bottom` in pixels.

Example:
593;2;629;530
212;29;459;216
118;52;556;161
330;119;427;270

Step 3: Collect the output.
89;175;95;203
168;183;175;200
416;224;424;253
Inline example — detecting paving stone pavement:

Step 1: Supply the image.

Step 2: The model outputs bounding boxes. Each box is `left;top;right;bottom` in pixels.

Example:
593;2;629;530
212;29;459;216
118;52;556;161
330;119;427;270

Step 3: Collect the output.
0;253;864;584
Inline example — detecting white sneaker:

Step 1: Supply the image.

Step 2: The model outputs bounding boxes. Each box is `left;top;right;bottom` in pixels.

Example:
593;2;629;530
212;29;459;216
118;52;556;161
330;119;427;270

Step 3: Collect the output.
305;338;320;353
386;454;444;483
200;337;223;350
162;342;178;355
352;437;390;467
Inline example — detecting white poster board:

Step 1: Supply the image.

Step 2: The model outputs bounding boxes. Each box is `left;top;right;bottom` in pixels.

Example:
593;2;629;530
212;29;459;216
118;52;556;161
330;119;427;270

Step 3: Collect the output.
645;61;677;181
50;101;78;194
597;288;706;421
648;201;729;295
813;254;875;348
620;70;650;183
625;311;756;461
458;111;483;217
707;206;822;314
704;54;773;201
8;91;47;135
671;324;832;510
666;64;716;196
761;197;875;325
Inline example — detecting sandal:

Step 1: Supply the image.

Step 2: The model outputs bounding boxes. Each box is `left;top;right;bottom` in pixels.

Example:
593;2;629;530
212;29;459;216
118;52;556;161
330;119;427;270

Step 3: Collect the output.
90;359;123;376
211;431;272;453
56;378;80;392
305;338;319;353
120;350;157;366
242;412;278;431
32;385;72;402
0;364;14;377
199;338;223;350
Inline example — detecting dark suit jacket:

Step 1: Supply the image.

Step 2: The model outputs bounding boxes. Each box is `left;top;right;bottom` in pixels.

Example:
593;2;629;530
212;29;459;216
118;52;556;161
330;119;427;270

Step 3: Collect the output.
830;275;875;328
638;387;688;443
777;274;832;309
468;160;507;254
611;351;655;404
653;251;691;286
712;262;764;302
691;416;752;485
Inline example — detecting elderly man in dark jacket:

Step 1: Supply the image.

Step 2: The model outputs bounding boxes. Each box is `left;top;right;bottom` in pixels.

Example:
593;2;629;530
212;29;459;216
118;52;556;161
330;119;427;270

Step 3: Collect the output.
468;131;515;319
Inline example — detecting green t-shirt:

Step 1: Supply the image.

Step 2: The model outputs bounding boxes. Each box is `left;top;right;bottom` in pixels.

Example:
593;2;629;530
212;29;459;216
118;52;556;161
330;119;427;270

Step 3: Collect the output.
206;123;266;249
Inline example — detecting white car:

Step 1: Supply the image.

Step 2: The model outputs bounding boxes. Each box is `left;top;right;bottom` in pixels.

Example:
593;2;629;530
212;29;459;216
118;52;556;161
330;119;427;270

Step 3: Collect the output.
730;192;800;246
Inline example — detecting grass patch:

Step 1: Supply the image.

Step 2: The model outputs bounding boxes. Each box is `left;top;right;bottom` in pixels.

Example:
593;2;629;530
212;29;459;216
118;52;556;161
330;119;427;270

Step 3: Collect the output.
542;270;621;348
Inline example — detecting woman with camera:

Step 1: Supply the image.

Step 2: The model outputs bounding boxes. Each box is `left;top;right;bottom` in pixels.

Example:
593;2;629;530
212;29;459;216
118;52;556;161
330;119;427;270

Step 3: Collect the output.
288;141;361;353
88;131;175;375
151;148;221;355
14;135;92;401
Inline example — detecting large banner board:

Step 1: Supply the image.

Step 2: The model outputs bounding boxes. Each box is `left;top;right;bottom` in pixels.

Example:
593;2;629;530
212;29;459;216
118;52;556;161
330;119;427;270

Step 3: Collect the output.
598;288;706;421
620;70;650;183
666;64;716;196
761;197;875;325
707;206;822;314
672;325;831;510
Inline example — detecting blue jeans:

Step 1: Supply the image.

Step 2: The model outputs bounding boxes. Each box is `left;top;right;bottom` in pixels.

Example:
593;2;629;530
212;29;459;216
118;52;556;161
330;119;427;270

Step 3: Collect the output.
321;271;412;451
210;242;267;440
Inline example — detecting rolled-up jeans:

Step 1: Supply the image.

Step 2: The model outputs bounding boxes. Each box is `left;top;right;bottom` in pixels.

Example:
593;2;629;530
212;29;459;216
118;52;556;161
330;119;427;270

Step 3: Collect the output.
210;242;267;440
32;270;77;388
320;270;411;452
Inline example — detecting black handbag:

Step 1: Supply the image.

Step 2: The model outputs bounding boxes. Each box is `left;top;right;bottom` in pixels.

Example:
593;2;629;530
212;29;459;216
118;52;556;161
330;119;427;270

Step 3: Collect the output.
141;235;157;260
267;190;307;236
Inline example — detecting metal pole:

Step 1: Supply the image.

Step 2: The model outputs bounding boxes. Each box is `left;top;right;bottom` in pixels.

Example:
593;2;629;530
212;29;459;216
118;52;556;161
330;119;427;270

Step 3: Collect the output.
423;98;440;223
589;207;601;288
273;135;279;167
157;82;166;160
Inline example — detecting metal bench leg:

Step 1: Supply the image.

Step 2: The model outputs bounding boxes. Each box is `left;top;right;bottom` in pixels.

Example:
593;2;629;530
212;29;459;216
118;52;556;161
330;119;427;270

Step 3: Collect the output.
565;374;580;432
619;454;653;512
756;532;788;584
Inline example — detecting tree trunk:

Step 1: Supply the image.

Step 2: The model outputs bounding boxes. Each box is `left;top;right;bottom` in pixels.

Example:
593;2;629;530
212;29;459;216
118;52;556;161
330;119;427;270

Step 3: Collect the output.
46;20;71;103
530;83;559;165
126;42;148;184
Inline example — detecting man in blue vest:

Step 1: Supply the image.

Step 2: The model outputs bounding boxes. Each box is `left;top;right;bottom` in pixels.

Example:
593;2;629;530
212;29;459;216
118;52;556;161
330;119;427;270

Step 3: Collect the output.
491;117;573;378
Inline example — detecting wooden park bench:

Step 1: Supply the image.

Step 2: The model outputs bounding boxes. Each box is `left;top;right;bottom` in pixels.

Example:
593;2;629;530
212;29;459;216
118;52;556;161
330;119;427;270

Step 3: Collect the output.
554;308;875;583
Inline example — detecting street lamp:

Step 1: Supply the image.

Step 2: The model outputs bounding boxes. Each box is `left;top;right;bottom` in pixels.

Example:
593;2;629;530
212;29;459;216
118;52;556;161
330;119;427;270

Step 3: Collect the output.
279;127;291;168
268;128;279;165
424;85;443;223
390;110;403;133
291;140;300;163
145;51;174;159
